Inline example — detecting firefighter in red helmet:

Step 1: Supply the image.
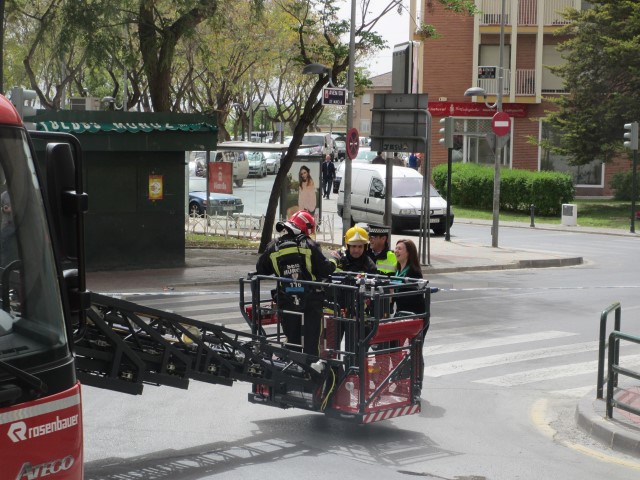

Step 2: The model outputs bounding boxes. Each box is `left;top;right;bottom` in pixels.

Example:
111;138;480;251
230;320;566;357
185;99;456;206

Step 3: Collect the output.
256;209;335;356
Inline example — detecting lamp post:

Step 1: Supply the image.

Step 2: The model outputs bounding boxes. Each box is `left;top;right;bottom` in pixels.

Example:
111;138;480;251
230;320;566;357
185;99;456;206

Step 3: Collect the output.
464;0;506;248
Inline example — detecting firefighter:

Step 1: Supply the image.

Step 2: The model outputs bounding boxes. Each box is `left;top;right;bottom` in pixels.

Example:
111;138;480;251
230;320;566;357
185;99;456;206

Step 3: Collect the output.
366;224;397;275
329;226;377;353
256;210;335;356
331;226;377;274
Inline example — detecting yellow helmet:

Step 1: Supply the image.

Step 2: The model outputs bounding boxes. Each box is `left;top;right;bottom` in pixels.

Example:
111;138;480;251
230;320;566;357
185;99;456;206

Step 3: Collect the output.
344;226;369;245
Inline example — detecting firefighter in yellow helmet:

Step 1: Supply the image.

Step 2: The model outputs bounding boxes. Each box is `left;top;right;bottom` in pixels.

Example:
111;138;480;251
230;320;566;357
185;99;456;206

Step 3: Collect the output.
331;226;377;274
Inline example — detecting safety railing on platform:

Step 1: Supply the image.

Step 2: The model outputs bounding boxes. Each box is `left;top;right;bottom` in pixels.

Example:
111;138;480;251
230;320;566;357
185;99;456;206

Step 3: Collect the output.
607;331;640;419
185;212;337;244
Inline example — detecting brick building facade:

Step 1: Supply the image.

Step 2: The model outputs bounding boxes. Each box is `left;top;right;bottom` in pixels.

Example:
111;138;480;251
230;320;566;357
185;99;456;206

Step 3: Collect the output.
392;0;631;196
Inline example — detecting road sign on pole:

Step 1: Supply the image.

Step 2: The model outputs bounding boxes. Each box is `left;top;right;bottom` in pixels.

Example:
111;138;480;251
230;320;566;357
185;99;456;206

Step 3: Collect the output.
322;87;347;105
492;111;511;137
346;128;359;160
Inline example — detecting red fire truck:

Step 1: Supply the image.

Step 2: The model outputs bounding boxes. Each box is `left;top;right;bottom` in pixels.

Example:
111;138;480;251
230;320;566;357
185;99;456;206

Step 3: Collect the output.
0;93;431;479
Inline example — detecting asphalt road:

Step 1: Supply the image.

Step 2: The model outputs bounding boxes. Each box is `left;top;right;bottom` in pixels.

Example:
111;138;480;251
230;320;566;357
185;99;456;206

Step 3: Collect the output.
82;224;640;479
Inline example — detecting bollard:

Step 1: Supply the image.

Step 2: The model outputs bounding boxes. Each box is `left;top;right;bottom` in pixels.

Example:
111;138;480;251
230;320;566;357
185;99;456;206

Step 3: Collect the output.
530;204;535;228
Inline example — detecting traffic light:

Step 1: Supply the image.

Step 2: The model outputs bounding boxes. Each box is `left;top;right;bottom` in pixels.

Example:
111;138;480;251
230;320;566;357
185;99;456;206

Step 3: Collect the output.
9;86;37;119
439;117;454;149
624;122;639;150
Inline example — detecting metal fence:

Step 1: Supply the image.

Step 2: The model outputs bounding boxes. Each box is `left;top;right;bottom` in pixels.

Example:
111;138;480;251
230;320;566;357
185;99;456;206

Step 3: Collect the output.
185;212;338;245
596;302;640;419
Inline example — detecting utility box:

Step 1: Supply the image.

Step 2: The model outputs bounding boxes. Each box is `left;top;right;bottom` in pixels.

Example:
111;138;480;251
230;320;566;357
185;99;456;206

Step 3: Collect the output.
561;203;577;226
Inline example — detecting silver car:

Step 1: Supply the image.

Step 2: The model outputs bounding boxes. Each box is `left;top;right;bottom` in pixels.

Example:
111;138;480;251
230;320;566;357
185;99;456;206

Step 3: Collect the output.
247;151;267;177
264;151;281;174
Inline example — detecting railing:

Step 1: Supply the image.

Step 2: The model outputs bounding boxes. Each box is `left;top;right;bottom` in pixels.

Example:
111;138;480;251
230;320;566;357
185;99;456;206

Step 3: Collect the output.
185;212;337;245
607;331;640;419
479;0;574;27
595;301;640;420
476;68;537;96
596;302;621;398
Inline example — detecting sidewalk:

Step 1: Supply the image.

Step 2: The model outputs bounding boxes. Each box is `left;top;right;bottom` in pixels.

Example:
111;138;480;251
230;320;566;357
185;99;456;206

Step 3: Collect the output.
84;218;640;457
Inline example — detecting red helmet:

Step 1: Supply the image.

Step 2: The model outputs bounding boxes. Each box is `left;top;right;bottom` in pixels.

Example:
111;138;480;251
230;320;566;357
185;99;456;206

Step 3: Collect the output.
288;210;316;236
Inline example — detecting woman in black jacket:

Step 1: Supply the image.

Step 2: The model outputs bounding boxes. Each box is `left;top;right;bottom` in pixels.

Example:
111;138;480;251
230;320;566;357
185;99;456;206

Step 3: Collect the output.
393;239;426;315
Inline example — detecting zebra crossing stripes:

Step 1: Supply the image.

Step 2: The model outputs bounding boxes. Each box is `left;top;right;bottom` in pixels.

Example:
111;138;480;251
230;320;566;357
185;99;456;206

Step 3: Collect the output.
427;330;577;355
425;341;599;377
476;354;640;387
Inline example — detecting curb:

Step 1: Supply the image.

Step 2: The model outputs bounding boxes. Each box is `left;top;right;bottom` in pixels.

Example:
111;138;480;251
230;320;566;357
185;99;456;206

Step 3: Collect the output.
575;392;640;457
162;256;585;289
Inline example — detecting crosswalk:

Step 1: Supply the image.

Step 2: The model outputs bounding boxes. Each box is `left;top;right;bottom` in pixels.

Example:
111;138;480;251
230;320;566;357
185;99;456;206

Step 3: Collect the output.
425;320;640;397
117;290;252;330
114;290;640;399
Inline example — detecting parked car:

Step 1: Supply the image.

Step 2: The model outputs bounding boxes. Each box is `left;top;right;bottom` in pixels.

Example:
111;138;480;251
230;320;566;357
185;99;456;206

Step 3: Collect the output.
264;151;281;174
336;164;453;235
247;151;268;177
301;132;336;159
188;176;244;216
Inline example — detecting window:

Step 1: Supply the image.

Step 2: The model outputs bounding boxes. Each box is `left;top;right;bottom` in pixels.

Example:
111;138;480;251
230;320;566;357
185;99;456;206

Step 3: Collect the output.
370;177;384;198
540;122;603;186
457;118;511;167
360;119;370;133
362;93;371;104
542;45;566;93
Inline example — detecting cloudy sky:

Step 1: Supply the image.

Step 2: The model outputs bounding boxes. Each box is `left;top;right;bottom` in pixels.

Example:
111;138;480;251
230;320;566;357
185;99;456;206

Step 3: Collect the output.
339;2;412;77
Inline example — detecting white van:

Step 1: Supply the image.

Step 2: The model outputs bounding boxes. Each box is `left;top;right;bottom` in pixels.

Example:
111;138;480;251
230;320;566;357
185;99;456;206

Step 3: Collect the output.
337;164;453;234
190;150;249;187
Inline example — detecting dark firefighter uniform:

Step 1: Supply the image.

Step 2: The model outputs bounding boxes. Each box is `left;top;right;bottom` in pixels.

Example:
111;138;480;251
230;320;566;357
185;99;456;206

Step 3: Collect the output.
256;223;335;357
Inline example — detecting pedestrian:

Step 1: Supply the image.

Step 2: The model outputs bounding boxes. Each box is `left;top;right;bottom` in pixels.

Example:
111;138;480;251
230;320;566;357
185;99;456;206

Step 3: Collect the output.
256;210;335;356
372;151;385;164
367;224;397;275
321;154;336;199
392;152;404;167
393;238;429;397
393;238;426;314
408;152;418;170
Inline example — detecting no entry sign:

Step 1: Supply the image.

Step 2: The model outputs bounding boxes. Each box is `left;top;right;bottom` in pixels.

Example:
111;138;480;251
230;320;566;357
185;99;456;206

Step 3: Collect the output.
492;111;511;137
347;128;359;160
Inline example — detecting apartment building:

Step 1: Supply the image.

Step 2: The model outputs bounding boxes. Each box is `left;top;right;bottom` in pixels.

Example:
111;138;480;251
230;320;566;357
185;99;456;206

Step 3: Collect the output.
410;0;629;196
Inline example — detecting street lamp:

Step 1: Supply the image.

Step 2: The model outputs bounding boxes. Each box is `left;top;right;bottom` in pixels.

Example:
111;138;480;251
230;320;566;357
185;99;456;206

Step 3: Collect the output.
464;0;506;248
302;63;336;87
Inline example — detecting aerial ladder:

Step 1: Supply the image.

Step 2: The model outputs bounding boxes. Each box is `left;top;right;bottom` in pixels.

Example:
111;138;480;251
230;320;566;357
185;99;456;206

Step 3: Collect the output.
75;272;431;424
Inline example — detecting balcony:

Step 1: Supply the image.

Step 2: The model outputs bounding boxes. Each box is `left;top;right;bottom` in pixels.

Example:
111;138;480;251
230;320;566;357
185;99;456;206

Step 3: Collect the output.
479;0;575;27
476;67;537;96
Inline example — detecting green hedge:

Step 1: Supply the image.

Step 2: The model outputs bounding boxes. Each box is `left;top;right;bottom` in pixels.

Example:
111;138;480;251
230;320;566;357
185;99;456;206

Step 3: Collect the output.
433;163;574;216
610;171;640;201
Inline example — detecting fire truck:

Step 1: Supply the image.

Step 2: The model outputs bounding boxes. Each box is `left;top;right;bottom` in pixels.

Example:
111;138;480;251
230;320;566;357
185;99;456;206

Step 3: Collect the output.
0;94;431;479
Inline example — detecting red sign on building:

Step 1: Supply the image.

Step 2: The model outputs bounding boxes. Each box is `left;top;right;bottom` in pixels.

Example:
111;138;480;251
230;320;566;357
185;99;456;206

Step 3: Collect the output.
428;101;527;118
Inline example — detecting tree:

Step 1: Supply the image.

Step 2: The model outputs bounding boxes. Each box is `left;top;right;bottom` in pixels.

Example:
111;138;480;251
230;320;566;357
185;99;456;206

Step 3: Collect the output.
257;0;478;252
543;1;640;165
